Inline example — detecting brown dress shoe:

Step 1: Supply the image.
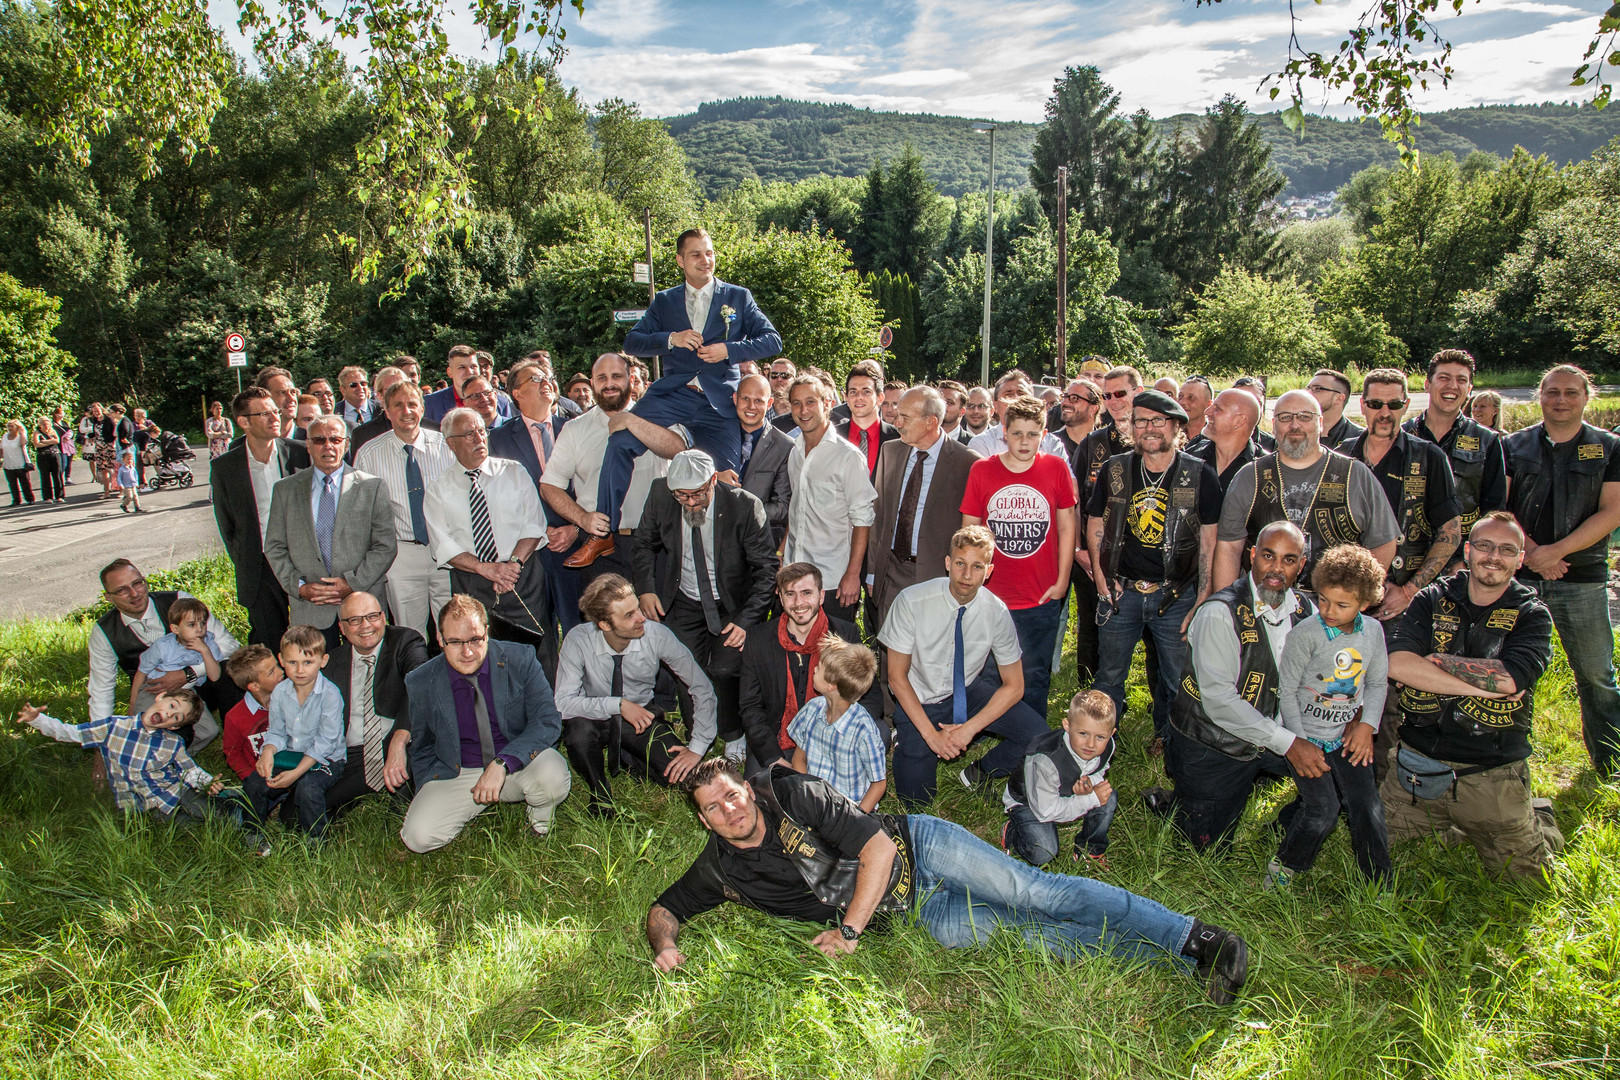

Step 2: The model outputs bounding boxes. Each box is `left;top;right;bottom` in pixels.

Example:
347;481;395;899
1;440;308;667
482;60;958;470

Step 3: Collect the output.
563;534;616;568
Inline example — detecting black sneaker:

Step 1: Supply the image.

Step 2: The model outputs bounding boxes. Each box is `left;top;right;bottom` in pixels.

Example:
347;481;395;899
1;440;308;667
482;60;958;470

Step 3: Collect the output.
958;763;985;792
1182;920;1249;1005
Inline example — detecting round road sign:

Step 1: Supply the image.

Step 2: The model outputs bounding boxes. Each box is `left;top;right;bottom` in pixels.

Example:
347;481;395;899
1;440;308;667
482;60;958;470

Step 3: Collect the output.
225;332;246;353
878;326;894;349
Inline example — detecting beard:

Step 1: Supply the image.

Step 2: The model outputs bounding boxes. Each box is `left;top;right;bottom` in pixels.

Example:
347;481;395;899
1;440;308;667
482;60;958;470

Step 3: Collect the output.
1279;433;1317;462
597;385;628;412
682;506;708;529
1256;583;1289;607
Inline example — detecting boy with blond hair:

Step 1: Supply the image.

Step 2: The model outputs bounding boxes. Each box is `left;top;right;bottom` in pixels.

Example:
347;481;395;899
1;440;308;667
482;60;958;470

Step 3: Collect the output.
1001;690;1118;869
787;634;887;811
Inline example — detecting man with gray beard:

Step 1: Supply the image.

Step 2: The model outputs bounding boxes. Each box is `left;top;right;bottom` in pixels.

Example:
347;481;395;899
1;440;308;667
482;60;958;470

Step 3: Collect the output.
1211;389;1398;593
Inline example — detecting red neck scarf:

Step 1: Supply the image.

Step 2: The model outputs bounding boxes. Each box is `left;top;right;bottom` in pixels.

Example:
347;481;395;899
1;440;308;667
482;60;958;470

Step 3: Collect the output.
777;609;830;749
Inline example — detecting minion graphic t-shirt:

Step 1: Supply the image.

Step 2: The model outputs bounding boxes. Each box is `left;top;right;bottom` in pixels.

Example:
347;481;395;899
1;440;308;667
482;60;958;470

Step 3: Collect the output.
1276;612;1390;746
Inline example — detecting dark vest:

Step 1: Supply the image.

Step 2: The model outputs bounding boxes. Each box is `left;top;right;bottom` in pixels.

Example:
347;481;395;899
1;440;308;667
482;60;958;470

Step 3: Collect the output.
1505;422;1619;578
1398;572;1538;737
696;769;914;915
1100;450;1204;612
1170;579;1315;760
1006;727;1116;807
97;592;180;675
1077;425;1130;500
1405;413;1496;532
1339;431;1432;586
1242;449;1361;583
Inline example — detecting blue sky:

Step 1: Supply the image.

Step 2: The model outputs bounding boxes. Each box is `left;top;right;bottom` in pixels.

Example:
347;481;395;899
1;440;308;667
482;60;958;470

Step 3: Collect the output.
215;0;1614;120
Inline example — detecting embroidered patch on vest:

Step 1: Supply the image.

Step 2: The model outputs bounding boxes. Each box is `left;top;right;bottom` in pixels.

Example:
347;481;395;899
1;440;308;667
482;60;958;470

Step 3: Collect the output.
1486;608;1518;631
1456;435;1479;452
1579;443;1604;460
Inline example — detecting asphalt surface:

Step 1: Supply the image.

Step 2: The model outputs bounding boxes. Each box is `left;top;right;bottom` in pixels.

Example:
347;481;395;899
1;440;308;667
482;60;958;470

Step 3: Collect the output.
0;457;222;621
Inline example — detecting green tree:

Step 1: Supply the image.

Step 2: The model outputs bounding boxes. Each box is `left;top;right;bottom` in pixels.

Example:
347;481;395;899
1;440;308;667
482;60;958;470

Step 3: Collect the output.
1174;265;1331;375
1028;66;1128;234
853;144;948;280
0;273;78;422
594;98;700;231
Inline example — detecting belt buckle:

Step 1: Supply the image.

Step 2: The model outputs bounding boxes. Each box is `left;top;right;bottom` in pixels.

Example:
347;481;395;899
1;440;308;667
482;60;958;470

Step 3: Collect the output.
1131;580;1161;594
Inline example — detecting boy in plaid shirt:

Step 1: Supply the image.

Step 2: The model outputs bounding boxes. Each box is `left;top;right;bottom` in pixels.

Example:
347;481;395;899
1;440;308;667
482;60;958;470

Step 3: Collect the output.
787;635;887;810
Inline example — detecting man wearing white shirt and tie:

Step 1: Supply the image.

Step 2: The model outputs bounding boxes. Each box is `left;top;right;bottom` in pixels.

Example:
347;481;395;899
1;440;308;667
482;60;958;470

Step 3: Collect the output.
355;379;455;641
424;408;550;650
782;374;877;624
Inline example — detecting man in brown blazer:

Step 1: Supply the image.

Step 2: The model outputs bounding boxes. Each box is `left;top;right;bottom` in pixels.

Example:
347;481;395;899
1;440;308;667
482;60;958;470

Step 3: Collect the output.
867;386;982;632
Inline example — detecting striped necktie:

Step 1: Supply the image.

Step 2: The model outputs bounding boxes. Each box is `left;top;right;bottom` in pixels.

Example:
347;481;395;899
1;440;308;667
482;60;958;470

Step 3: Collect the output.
359;653;386;789
466;469;499;563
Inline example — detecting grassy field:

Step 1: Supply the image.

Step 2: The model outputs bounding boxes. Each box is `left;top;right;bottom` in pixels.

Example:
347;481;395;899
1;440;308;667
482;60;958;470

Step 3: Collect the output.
2;555;1619;1078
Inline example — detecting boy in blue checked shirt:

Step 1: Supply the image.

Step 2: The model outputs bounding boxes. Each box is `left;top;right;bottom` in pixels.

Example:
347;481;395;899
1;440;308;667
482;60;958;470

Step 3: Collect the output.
245;625;346;841
787;635;887;811
16;689;269;855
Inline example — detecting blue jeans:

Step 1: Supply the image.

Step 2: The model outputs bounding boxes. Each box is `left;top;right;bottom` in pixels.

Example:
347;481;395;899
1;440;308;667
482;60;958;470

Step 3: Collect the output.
1531;579;1620;775
1094;588;1195;739
1005;791;1118;865
908;813;1194;969
596;377;741;530
1275;752;1390;881
894;666;1051;808
244;763;341;838
1008;597;1065;719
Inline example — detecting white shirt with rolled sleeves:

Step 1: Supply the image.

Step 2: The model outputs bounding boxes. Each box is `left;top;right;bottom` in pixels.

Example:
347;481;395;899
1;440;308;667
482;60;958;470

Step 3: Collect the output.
1182;574;1302;757
423;455;544;566
783;430;877;586
878;577;1022;706
87;591;241;721
541;406;610;514
553;621;718;755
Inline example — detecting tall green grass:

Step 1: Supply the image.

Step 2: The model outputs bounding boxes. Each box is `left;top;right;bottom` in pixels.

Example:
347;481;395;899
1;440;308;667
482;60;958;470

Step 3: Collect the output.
1;556;1617;1078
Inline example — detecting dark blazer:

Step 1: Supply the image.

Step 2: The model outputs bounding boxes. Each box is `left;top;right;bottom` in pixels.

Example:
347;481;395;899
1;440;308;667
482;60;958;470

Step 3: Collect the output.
621;279;783;418
632;480;779;627
406;640;563;784
770;412;798;433
738;423;794;537
866;434;981;585
738;613;881;767
210;438;310;606
835;417;899;479
325;626;430;744
488;413;567;526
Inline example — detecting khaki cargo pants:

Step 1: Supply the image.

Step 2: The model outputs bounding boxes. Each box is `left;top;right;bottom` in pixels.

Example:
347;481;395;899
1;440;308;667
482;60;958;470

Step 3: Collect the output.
1378;756;1564;880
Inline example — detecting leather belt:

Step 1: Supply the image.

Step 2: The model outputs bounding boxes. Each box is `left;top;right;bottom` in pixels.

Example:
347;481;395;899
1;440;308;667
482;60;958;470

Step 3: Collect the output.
1127;579;1163;594
618;528;635;536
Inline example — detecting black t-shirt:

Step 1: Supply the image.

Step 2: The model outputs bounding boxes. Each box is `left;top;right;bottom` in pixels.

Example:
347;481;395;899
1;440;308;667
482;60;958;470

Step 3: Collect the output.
1354;433;1462;543
655;773;889;926
1085;455;1222;581
1189;438;1256;497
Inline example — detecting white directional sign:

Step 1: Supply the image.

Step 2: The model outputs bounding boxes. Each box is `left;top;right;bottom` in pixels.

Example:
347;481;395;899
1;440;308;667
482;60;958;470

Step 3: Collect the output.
613;309;646;324
632;262;652;284
227;352;247;368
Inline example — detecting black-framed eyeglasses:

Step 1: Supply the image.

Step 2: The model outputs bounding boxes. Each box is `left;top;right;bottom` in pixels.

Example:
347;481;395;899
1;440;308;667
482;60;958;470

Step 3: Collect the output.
463;390;498;404
1272;411;1317;425
443;634;488;650
239;410;279;421
446;430;487;441
340;611;386;627
1362;399;1407;411
1469;539;1523;558
1306;383;1346;397
1131;416;1172;429
1063;392;1100;405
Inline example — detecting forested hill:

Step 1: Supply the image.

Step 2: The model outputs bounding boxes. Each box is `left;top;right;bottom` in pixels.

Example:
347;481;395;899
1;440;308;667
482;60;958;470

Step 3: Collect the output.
664;97;1620;198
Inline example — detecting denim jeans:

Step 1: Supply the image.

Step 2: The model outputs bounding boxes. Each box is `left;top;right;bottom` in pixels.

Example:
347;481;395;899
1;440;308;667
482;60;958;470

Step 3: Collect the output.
1094;588;1195;739
1275;751;1391;882
908;813;1194;969
1005;791;1118;865
245;763;341;838
1008;597;1065;719
1164;726;1291;852
894;666;1052;808
1530;579;1620;775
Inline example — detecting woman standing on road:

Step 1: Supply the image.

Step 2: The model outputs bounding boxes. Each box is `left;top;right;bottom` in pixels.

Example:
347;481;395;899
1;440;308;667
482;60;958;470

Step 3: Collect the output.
3;419;34;507
53;406;75;485
31;415;64;504
206;400;233;459
93;403;119;498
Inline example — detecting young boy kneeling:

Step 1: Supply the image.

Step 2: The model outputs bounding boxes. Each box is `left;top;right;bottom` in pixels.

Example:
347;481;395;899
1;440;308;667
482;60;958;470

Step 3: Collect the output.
17;689;267;854
1001;690;1117;869
221;645;282;780
245;626;346;842
786;635;887;811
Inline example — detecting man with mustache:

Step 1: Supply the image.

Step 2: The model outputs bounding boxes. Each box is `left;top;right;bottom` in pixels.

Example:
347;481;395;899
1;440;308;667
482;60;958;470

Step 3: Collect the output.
1378;512;1563;879
1403;350;1507;573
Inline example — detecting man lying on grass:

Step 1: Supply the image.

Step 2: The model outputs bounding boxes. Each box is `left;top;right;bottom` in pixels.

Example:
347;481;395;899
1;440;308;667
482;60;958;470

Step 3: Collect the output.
646;758;1251;1004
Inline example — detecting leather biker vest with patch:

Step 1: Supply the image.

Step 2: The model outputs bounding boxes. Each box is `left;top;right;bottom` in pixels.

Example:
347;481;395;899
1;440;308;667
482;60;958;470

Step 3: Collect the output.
1100;450;1204;612
1242;450;1360;583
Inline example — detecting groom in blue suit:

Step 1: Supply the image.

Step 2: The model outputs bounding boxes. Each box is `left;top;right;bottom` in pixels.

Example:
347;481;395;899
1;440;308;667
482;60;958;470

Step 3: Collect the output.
566;227;782;568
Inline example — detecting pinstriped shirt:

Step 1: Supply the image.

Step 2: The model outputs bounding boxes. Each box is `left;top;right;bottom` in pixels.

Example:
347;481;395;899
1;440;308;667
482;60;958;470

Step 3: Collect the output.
354;427;455;541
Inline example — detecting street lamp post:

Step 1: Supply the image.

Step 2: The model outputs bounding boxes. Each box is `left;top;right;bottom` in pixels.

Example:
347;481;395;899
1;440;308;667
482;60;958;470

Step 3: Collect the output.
973;122;997;387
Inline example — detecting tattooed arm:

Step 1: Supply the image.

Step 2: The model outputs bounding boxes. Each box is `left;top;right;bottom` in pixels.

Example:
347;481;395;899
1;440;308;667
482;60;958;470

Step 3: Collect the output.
1374;516;1460;619
1387;650;1518;699
1428;653;1517;694
647;904;687;971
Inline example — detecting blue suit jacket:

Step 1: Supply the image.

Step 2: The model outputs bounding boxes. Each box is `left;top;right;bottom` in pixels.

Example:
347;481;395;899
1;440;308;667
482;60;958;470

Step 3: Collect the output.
421;386;516;426
622;278;782;417
405;640;563;784
487;413;566;526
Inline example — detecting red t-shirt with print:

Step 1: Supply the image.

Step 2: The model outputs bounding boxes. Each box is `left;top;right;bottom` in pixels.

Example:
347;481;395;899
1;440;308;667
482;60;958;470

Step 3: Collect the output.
959;452;1077;610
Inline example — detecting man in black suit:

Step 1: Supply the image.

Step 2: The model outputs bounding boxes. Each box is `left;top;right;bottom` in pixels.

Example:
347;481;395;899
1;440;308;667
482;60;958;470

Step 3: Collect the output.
211;386;309;647
731;372;793;546
324;590;431;817
633;450;779;759
835;358;898;481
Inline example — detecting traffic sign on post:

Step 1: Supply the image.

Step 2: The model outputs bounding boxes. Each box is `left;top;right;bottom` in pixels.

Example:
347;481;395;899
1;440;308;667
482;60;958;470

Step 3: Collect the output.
225;332;246;353
227;352;247;368
633;262;651;284
878;326;894;349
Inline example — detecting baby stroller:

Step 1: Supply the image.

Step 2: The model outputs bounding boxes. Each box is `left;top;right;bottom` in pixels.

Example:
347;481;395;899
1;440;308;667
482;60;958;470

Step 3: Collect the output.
146;431;196;491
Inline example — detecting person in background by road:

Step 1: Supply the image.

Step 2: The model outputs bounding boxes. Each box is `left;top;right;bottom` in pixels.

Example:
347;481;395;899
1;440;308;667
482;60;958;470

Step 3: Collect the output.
206;401;234;460
1468;390;1504;433
337;366;376;426
52;405;74;485
32;415;64;504
3;419;34;507
307;378;337;416
1307;369;1365;448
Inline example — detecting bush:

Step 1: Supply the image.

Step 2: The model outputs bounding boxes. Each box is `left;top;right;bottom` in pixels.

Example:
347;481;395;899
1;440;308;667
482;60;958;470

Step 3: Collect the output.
1174;266;1330;375
0;272;77;423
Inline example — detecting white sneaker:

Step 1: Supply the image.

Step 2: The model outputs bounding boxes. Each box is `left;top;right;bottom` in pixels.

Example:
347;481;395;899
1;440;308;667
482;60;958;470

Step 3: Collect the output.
724;737;747;764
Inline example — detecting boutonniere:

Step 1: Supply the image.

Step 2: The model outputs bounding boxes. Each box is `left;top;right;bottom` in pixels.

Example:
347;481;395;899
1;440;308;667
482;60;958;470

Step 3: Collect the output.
721;304;737;339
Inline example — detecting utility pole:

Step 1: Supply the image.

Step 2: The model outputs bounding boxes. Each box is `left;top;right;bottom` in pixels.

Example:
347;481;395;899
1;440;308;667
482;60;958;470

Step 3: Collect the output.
644;207;659;380
973;123;998;387
1055;165;1068;384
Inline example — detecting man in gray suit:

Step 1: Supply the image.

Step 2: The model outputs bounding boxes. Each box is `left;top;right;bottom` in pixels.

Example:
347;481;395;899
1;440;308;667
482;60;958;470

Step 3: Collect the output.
731;373;793;546
264;414;399;647
867;385;982;632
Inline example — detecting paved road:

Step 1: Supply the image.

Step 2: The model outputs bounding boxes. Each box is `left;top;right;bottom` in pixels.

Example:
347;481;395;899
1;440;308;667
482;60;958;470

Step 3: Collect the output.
0;458;222;621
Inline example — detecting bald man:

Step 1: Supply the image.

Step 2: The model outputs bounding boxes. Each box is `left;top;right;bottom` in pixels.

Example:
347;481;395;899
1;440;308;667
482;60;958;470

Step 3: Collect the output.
1189;389;1261;496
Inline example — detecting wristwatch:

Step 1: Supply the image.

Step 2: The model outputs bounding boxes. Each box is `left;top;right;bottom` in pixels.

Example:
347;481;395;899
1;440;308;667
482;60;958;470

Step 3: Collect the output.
839;923;861;941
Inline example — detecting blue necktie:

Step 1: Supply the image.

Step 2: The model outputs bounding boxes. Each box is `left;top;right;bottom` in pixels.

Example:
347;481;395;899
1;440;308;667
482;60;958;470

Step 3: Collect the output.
403;443;428;543
315;474;337;574
952;605;967;727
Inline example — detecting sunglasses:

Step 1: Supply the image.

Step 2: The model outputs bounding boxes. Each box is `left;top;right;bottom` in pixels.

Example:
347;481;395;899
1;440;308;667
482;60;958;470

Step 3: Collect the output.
769;372;792;380
1362;399;1407;411
1102;389;1133;401
345;381;366;389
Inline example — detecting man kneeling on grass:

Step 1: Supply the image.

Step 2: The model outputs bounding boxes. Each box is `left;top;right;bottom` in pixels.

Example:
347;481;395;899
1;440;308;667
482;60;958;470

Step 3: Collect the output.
646;759;1252;1005
17;690;270;855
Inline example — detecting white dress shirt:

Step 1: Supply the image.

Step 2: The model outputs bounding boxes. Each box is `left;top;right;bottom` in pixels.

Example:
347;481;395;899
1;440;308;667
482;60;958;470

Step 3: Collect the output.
354;427;455;541
247;448;284;539
553;621;718;755
344;643;390;747
87;592;242;720
783;430;878;584
878;577;1021;705
423;455;544;566
540;406;610;513
682;278;716;339
1182;575;1302;757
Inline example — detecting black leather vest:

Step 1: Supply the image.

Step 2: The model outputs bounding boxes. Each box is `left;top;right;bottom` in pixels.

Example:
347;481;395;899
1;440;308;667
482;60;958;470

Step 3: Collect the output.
1100;450;1204;612
1505;422;1619;577
1077;425;1130;500
1405;414;1496;532
1398;573;1538;737
1170;579;1315;760
1242;449;1360;583
97;592;180;675
1006;727;1116;806
1339;431;1432;586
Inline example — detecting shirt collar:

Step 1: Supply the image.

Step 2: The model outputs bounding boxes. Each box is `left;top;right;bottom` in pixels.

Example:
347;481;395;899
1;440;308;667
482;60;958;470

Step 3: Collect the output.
243;693;268;716
686;278;715;301
916;430;945;459
454;655;492;685
1248;574;1298;622
390;427;427;450
315;462;345;488
1318;612;1362;639
122;599;162;629
591;627;648;658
